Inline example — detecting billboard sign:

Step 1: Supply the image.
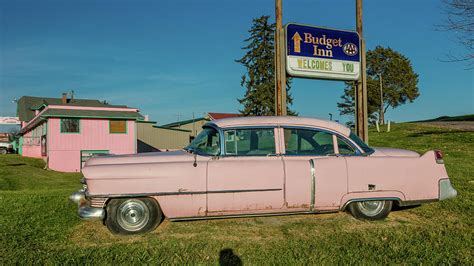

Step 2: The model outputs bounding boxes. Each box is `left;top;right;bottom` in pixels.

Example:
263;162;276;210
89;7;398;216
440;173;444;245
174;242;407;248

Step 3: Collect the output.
285;23;360;80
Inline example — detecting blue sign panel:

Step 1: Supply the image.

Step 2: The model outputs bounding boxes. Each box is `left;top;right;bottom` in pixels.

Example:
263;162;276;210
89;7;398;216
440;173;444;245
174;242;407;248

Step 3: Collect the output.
285;23;361;80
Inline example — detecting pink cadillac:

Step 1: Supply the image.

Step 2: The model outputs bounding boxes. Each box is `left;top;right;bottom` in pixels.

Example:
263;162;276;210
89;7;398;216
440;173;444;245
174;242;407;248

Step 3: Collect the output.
70;116;457;235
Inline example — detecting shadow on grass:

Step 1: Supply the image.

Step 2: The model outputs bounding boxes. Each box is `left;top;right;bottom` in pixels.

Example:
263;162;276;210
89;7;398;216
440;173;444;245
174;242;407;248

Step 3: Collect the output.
5;163;27;166
219;248;242;266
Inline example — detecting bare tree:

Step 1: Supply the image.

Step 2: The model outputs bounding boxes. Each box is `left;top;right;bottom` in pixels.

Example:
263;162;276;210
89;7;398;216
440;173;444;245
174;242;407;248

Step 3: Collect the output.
438;0;474;67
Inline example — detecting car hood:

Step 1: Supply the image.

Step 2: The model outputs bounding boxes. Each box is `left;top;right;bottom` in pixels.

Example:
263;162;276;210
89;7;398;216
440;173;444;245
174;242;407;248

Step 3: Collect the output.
371;147;420;157
84;150;193;166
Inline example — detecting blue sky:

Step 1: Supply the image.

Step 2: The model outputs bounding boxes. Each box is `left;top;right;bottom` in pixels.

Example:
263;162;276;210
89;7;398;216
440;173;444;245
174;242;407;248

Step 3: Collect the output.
0;0;473;127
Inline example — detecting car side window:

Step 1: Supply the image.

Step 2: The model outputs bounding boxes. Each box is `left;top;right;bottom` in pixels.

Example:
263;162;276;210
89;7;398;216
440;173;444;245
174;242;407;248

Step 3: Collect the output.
186;127;220;156
284;128;335;156
337;137;356;155
224;128;275;156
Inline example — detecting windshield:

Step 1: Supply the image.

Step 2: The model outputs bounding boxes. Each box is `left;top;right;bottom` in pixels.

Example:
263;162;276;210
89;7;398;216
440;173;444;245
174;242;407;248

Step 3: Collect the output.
185;127;220;156
349;132;374;154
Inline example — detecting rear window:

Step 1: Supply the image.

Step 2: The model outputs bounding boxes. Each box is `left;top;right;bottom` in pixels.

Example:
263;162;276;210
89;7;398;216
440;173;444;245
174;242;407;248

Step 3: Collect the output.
349;132;374;154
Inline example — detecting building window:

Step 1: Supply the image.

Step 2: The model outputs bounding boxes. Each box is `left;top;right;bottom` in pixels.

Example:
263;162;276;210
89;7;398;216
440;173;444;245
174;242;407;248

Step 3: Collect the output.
110;120;127;134
41;135;47;156
60;118;80;133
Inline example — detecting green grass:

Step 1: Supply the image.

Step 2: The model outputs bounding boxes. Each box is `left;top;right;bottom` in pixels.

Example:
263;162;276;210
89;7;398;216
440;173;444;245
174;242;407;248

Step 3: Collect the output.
1;123;473;264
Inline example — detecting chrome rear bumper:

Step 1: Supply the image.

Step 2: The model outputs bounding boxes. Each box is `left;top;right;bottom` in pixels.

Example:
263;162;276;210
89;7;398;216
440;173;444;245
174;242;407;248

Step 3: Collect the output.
69;190;105;220
439;179;458;201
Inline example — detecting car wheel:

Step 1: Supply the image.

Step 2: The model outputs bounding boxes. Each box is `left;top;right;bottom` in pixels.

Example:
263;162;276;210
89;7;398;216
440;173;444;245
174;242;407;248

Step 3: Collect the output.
0;148;7;155
105;197;163;235
348;200;392;220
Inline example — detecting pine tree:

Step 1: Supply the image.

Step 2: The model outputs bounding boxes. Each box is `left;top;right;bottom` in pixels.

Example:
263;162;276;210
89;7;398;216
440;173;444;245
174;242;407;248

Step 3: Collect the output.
236;15;295;116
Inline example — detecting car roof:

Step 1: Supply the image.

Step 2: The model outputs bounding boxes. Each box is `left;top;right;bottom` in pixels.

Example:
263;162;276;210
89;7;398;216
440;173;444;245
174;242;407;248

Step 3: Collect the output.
207;116;351;136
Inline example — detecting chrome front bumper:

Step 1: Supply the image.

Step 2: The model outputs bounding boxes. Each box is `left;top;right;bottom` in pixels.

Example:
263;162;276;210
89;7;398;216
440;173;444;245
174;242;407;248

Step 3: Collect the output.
69;189;105;220
439;179;458;201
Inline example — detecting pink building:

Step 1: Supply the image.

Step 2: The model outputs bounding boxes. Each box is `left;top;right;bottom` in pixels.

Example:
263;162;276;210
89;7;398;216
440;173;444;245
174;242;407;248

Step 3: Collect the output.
18;95;143;172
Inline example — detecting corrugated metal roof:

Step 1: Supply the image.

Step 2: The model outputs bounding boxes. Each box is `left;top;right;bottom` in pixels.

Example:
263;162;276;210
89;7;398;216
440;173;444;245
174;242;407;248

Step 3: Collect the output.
41;108;144;119
161;117;208;128
152;125;192;132
160;112;240;128
207;112;240;120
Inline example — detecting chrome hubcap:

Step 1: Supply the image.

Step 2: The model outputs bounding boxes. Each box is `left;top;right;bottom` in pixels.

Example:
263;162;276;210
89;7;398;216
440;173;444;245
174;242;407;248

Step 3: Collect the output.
357;200;385;217
117;199;149;231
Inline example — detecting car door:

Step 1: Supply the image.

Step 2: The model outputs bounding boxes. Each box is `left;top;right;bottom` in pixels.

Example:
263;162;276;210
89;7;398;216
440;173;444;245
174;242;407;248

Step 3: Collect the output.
281;127;348;211
206;127;285;215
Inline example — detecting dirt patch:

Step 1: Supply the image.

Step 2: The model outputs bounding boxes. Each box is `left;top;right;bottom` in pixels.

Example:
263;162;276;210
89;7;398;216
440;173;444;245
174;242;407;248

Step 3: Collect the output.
419;121;474;131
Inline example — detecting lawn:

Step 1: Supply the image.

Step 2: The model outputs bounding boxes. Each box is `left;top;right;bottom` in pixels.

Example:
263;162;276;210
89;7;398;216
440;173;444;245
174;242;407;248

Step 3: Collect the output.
0;123;472;264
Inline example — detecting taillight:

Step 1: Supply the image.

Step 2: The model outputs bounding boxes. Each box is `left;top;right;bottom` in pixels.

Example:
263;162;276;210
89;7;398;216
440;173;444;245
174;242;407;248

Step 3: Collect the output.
434;150;444;164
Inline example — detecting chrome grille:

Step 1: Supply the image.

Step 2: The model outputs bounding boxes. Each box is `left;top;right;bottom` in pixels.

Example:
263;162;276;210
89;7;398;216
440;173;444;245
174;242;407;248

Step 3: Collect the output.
89;197;107;208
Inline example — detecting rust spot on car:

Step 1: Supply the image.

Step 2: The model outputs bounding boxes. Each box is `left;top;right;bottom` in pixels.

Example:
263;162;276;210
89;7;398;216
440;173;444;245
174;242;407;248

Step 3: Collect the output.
197;207;206;216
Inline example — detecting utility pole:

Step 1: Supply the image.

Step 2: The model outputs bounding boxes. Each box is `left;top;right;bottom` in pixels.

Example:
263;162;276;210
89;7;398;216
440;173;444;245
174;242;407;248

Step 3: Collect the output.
356;0;368;142
379;74;384;125
275;0;287;116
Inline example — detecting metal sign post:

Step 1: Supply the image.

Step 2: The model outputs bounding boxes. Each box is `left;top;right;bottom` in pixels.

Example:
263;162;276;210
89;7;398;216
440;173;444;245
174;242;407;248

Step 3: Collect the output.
356;0;368;142
275;0;368;142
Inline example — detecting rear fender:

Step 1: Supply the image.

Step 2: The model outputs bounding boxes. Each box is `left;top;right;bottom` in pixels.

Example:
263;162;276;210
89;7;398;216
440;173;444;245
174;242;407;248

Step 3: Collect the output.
340;190;406;210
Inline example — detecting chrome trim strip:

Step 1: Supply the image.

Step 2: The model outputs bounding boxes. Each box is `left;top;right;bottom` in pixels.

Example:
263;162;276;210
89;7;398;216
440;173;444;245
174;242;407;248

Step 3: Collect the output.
169;209;338;221
310;159;316;212
220;125;278;130
87;188;283;198
398;199;438;207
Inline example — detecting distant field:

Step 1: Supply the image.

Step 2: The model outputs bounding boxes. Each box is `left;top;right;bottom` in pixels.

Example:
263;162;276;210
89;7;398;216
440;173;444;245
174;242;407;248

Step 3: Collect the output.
412;114;474;122
0;123;472;264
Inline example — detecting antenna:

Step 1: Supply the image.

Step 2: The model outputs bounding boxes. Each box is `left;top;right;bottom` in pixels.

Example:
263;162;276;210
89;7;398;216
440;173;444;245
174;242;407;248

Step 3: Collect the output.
176;114;182;127
192;112;196;136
